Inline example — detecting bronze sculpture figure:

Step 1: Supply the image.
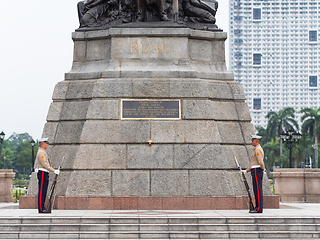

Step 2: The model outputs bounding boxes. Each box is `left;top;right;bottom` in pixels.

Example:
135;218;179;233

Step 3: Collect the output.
136;0;170;22
183;0;218;24
77;0;119;28
76;0;220;31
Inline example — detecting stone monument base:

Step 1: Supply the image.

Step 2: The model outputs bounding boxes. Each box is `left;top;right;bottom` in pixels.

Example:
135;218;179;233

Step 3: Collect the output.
272;169;320;203
0;169;15;203
26;28;279;210
19;195;279;210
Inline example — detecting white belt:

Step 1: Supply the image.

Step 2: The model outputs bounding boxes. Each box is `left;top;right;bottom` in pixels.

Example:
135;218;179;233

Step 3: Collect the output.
38;168;49;173
251;165;261;169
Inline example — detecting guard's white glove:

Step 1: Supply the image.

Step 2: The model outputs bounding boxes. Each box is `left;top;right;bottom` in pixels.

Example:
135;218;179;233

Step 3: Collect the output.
54;169;60;175
240;170;246;174
35;168;39;173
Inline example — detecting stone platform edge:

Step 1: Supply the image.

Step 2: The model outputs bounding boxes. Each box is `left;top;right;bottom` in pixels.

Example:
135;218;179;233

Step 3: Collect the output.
19;195;279;210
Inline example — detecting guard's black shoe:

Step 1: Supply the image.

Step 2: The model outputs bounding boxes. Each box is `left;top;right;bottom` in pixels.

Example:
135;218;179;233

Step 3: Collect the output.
249;209;262;213
39;208;47;213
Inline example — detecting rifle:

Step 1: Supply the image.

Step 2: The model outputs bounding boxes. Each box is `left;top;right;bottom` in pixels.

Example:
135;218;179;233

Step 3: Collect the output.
46;157;65;213
234;156;254;211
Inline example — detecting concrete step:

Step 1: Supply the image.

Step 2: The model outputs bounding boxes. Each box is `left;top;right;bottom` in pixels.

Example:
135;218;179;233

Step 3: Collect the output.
1;230;319;238
0;232;319;239
1;223;320;231
1;217;319;224
0;217;320;239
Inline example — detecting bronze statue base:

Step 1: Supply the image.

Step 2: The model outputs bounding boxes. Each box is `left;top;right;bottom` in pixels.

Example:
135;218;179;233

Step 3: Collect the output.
75;20;222;32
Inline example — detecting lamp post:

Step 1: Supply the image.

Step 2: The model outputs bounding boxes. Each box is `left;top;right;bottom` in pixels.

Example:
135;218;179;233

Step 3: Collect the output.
0;131;5;169
0;131;5;144
312;144;318;168
280;129;302;168
30;139;35;173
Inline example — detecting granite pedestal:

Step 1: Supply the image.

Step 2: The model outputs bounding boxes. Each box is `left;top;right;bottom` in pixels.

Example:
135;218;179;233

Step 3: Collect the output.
0;170;15;203
20;27;279;210
273;169;320;203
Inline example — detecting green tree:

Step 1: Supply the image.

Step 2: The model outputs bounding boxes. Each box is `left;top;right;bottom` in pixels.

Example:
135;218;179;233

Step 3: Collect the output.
0;147;15;169
15;141;34;175
6;133;33;149
255;125;268;146
300;107;320;168
276;153;289;168
1;133;38;176
266;107;299;156
0;144;3;169
263;139;280;177
292;136;313;168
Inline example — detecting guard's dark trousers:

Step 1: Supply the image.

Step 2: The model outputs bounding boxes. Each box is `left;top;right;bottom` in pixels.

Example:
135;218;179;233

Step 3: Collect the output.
37;171;49;213
251;168;263;212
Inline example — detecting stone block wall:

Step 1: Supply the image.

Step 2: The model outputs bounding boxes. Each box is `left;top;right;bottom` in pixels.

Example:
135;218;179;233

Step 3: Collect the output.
23;28;276;210
0;169;15;202
272;169;320;203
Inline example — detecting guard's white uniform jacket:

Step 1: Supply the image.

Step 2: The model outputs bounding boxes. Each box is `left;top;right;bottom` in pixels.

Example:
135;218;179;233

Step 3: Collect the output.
36;147;55;172
246;144;265;172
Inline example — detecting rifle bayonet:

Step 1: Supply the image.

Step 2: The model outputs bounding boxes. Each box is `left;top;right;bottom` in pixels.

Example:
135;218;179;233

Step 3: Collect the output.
235;156;254;211
46;157;64;213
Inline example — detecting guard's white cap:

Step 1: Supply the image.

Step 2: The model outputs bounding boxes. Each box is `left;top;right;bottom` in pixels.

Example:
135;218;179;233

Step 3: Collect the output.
39;138;49;143
251;135;262;140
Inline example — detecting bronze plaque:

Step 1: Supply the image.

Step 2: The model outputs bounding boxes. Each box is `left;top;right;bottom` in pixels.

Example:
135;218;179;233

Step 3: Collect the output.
121;99;181;120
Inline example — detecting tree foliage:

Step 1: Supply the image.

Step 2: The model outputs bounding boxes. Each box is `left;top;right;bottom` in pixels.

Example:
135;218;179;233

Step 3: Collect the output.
0;133;38;177
255;125;268;146
293;136;313;168
257;107;319;170
266;107;299;141
263;139;280;169
300;107;320;141
300;107;320;168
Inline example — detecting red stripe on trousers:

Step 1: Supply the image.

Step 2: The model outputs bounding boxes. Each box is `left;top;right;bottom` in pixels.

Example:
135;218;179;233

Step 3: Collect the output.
254;168;260;212
39;171;44;212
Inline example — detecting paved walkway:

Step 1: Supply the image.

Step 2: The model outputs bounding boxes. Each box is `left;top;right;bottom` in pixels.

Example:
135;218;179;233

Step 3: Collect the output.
1;203;320;218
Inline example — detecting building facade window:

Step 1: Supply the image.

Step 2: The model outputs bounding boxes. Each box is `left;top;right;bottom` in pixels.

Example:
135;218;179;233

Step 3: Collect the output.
253;8;262;20
234;29;242;36
253;98;261;110
309;76;317;87
253;53;262;65
234;39;244;45
309;30;317;42
229;0;320;129
234;16;243;21
234;52;243;59
235;61;242;67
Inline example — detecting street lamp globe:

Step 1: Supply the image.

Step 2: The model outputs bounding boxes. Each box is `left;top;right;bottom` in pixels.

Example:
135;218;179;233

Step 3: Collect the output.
30;139;36;173
280;132;288;140
292;132;302;141
279;129;302;168
287;129;295;136
0;131;5;143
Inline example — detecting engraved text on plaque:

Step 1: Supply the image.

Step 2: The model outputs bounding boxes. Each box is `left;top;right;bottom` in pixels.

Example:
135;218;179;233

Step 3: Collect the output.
121;99;181;120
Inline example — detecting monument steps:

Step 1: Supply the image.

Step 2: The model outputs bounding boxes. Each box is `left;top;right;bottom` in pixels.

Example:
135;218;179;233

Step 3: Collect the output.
0;217;319;239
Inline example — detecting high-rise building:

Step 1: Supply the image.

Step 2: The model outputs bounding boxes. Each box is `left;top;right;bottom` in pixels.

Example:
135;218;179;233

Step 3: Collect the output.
229;0;319;128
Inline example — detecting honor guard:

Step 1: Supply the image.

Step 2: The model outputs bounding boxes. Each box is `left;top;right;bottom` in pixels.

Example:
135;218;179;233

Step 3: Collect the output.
241;135;265;213
36;138;60;213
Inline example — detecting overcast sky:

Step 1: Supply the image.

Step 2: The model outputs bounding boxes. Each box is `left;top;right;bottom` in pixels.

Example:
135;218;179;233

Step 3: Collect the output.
0;0;229;140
